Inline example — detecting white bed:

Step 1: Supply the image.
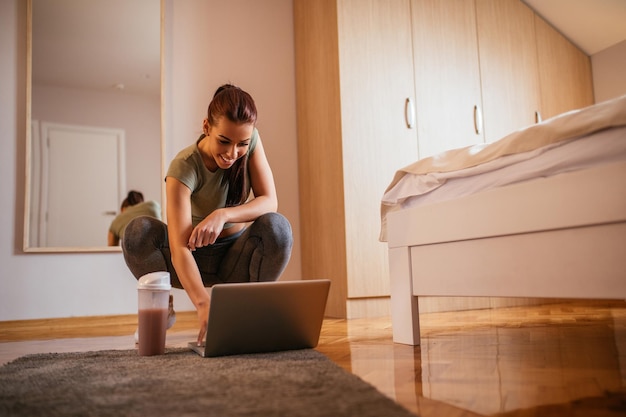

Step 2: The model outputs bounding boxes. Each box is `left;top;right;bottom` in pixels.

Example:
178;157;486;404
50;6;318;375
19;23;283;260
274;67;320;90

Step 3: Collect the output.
381;95;626;345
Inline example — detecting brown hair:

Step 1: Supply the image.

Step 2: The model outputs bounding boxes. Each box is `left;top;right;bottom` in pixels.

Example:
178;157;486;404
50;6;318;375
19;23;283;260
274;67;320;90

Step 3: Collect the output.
121;190;144;210
208;84;258;206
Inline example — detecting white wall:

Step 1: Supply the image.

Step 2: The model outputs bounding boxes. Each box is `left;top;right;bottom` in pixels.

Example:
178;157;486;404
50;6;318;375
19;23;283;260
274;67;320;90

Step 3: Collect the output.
33;84;162;203
592;40;626;102
0;0;300;321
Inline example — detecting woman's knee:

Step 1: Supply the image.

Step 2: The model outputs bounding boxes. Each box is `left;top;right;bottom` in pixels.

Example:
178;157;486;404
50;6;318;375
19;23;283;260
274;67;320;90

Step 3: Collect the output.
122;216;168;264
122;216;170;280
254;213;293;250
123;216;166;249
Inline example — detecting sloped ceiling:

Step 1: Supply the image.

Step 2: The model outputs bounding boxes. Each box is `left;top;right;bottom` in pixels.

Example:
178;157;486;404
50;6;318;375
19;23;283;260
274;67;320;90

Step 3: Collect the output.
31;0;626;96
523;0;626;55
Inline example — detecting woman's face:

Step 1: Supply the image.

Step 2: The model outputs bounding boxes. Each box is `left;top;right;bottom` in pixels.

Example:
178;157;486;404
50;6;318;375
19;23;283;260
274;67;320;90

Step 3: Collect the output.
203;117;254;170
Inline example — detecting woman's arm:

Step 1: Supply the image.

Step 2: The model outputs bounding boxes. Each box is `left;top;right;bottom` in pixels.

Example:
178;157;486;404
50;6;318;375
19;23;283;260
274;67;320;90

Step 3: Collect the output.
188;137;278;248
107;231;119;246
225;137;278;219
166;177;211;345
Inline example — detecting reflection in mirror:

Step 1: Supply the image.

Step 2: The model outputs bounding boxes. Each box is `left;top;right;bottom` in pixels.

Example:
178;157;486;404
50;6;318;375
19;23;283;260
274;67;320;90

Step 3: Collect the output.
24;0;162;252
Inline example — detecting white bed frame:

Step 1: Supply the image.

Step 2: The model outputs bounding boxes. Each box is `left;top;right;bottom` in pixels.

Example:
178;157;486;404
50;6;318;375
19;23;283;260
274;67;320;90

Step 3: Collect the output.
387;161;626;345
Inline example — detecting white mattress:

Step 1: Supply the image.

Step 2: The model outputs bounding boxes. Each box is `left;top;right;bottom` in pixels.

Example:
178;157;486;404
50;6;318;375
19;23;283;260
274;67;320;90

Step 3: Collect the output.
380;95;626;242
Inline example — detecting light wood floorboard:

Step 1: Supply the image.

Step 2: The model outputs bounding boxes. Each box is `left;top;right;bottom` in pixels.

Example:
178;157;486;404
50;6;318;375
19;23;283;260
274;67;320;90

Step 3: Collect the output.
1;299;625;416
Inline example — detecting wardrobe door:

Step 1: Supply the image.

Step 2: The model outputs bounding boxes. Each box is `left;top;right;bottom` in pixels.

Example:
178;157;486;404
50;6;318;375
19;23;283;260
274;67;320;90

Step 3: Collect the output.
476;0;541;142
295;0;348;317
534;15;594;120
410;0;485;158
337;0;417;303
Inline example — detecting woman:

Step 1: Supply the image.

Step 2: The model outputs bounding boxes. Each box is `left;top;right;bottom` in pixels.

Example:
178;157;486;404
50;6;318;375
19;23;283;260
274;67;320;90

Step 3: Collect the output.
122;84;293;345
108;190;161;246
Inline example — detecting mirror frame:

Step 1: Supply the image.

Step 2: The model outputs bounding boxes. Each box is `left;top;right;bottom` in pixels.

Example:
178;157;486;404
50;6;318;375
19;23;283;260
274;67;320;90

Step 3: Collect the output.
23;0;165;253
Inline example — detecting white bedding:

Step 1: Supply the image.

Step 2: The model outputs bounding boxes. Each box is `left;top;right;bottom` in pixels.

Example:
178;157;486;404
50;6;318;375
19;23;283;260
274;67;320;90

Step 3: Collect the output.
380;95;626;242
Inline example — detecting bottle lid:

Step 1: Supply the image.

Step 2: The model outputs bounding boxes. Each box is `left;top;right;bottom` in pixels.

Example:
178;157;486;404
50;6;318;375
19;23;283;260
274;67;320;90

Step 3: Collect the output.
137;271;171;291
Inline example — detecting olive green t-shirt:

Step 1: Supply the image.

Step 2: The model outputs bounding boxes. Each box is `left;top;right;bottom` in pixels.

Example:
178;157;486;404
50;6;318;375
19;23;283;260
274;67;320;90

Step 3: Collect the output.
109;200;161;240
165;129;258;227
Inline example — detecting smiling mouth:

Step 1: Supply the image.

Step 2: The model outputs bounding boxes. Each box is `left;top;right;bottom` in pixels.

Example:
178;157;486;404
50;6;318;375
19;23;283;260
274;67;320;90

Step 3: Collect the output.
220;155;235;164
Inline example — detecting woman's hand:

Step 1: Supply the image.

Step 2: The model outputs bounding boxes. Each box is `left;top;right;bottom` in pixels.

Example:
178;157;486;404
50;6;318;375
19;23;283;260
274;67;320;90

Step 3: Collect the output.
166;177;214;345
188;209;227;250
195;297;210;346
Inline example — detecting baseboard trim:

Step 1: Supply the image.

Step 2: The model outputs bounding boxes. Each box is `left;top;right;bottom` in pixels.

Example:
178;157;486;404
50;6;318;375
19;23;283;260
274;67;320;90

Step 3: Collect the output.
0;311;197;342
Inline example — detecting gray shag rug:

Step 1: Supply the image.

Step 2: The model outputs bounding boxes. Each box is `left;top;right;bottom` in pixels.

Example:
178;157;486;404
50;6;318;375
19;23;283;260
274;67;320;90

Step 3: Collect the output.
0;348;417;417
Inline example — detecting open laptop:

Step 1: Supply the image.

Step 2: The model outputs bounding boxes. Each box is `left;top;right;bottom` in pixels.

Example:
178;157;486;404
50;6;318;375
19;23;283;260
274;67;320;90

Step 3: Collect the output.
188;279;330;357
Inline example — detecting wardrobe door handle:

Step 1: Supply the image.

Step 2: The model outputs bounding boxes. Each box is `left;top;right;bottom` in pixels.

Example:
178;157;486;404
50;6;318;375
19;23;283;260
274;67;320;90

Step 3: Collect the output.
405;98;415;129
535;111;542;124
473;105;483;135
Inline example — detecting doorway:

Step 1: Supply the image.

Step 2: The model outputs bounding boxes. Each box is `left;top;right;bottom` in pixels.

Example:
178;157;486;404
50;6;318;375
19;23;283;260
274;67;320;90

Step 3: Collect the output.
33;122;125;247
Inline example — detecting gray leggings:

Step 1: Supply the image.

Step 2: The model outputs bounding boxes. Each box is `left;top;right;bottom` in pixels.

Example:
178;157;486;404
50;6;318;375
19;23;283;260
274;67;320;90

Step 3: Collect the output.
122;212;293;289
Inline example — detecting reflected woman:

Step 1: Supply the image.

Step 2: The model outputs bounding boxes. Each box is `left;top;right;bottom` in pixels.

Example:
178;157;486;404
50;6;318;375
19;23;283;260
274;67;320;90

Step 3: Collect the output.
122;84;293;345
108;190;161;246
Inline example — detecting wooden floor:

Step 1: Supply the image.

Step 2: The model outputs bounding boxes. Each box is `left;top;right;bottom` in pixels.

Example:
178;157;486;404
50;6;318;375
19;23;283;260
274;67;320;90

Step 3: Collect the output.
1;299;625;416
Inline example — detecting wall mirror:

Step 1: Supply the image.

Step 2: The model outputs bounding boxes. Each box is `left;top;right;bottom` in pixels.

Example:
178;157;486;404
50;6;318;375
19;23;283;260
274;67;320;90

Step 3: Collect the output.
24;0;163;252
